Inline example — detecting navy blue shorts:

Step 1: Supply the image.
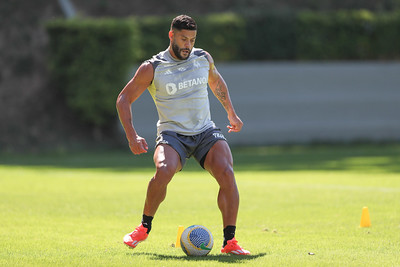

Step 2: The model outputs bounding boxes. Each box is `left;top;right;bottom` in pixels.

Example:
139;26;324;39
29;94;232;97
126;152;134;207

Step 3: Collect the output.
155;127;227;169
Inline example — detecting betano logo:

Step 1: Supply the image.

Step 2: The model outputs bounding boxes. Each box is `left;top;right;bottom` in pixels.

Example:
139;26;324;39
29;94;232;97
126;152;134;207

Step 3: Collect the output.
165;77;207;95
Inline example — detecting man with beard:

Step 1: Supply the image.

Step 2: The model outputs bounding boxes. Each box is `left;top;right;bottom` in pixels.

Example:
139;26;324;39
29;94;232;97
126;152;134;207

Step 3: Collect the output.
116;14;250;255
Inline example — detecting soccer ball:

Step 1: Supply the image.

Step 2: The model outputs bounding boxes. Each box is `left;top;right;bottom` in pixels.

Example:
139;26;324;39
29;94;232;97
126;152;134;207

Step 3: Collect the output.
180;225;213;256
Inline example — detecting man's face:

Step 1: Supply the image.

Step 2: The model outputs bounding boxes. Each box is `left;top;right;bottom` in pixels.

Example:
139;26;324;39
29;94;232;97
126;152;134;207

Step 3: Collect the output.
170;29;197;60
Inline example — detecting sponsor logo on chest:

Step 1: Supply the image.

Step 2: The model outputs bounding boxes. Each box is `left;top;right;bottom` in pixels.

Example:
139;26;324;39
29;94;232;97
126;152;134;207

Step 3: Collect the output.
165;77;207;95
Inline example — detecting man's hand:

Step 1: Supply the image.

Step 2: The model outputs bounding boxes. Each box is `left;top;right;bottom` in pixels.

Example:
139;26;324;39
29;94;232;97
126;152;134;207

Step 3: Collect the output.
227;114;243;133
128;136;148;155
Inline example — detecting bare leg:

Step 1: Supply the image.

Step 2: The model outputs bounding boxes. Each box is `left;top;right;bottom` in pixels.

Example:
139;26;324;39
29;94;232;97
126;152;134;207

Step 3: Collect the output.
143;144;181;216
204;141;239;228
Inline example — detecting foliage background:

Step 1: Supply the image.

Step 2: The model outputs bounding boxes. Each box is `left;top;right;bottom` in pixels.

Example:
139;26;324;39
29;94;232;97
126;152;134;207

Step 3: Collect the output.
1;0;400;152
45;11;400;129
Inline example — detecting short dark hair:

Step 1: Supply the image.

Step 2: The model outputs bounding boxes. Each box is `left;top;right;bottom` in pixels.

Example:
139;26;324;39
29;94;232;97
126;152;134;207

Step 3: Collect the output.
171;15;197;31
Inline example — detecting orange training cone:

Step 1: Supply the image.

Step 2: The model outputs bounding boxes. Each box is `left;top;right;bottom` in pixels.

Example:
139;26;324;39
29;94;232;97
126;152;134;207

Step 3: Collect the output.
360;207;371;227
175;225;184;247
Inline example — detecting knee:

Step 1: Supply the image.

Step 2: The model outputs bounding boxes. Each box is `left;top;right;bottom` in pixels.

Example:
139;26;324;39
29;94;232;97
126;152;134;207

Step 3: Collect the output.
215;165;236;188
153;162;176;185
222;165;234;178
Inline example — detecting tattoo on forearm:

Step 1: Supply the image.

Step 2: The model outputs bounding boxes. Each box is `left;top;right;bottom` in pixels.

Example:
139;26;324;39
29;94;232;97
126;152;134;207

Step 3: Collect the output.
215;80;228;108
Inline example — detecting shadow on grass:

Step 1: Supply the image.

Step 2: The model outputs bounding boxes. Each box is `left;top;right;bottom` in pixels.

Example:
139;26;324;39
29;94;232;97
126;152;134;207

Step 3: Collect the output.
130;252;267;263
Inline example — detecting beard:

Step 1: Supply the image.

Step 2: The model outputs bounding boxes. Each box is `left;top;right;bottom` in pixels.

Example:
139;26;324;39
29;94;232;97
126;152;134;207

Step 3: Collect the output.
171;42;191;60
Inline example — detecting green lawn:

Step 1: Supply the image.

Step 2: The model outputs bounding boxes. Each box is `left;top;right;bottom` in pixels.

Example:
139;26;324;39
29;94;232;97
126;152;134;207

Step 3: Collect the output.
1;144;399;266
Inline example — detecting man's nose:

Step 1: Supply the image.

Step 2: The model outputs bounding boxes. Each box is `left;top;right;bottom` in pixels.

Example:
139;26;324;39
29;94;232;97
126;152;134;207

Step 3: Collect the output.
184;40;191;48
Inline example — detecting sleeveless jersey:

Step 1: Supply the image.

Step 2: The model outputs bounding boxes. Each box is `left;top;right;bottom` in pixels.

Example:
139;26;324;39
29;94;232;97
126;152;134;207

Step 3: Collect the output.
147;48;215;135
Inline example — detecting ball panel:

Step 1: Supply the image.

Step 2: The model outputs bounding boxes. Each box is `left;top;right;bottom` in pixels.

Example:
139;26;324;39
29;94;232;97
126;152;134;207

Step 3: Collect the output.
180;239;191;256
189;227;211;248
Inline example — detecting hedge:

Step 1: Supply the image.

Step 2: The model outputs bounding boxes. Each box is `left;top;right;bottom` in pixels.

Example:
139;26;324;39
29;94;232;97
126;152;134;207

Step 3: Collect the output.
195;13;246;61
134;15;173;61
46;18;140;127
46;11;400;127
136;11;400;61
297;10;374;60
374;11;400;59
135;13;246;62
296;10;400;60
242;11;297;60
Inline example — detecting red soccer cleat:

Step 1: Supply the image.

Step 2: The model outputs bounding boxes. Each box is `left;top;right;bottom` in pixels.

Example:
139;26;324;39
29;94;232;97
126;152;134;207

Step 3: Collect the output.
123;224;149;249
221;238;250;255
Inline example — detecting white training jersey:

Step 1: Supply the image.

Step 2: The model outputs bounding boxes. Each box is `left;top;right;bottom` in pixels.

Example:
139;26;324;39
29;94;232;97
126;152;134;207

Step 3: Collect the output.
147;48;215;135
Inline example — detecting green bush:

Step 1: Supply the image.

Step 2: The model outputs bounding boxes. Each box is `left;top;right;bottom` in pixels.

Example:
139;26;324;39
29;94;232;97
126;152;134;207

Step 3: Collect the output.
46;12;400;128
135;13;246;62
242;11;297;60
296;10;378;60
135;16;173;62
46;18;140;127
241;10;400;60
196;13;246;61
375;11;400;59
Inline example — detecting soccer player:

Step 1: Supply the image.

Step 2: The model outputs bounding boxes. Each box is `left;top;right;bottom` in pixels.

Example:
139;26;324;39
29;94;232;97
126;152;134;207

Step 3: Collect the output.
116;14;250;255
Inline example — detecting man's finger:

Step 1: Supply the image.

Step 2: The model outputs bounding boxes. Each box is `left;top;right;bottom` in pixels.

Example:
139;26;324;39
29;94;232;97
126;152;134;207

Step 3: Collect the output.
141;139;149;150
227;125;237;132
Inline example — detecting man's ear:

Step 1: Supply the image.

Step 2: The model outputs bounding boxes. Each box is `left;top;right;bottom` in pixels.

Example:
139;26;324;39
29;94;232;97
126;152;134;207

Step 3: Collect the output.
168;30;174;41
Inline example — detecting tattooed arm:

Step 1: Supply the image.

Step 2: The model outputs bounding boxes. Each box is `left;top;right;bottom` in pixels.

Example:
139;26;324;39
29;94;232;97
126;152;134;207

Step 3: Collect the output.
206;52;243;133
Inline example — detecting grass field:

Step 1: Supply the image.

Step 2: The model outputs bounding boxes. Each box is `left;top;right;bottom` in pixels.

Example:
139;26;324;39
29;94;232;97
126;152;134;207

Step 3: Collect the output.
1;144;400;266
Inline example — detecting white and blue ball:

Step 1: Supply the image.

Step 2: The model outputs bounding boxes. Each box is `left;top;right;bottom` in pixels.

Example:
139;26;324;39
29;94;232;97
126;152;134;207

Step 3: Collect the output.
180;225;213;256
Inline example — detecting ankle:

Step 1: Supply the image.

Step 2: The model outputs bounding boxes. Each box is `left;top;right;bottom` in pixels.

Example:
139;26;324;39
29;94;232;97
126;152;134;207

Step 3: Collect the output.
223;225;236;247
141;214;153;234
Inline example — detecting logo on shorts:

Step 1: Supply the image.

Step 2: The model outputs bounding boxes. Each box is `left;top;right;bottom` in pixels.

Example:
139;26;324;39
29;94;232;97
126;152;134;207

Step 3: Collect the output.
213;132;226;140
